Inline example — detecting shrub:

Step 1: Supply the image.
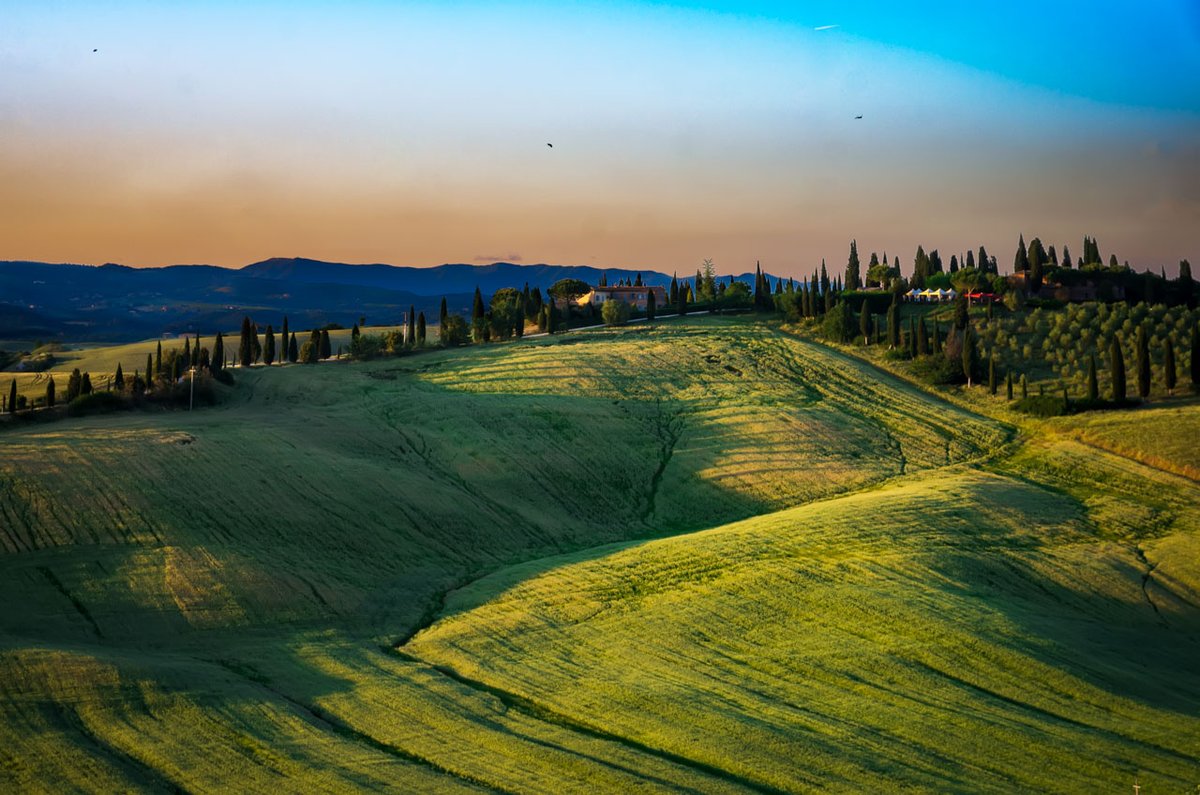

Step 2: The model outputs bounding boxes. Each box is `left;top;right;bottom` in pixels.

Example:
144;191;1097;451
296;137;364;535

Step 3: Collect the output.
601;299;632;326
66;391;128;417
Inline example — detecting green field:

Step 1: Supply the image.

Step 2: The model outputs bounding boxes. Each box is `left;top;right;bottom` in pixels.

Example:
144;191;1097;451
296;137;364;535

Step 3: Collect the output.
1;316;1197;792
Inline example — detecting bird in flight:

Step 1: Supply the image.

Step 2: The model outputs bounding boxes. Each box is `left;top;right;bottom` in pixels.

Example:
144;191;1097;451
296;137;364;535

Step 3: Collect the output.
93;48;98;52
854;115;863;119
546;143;553;148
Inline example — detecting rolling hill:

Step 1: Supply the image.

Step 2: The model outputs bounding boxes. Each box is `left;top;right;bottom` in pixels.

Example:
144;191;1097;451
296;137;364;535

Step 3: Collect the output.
0;316;1196;792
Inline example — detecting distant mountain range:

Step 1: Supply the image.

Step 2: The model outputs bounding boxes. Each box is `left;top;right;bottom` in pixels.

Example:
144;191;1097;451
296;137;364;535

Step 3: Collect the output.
0;257;774;343
0;258;660;342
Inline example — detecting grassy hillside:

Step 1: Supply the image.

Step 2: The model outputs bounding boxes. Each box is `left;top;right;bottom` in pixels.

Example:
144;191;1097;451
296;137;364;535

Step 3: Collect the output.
0;315;1195;792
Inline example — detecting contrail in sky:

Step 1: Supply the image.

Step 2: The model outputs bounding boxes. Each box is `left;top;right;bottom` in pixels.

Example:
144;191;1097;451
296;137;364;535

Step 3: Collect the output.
813;24;839;31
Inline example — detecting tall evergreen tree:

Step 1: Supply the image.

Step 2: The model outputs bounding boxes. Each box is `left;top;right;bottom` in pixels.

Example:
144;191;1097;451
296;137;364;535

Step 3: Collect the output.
239;316;253;367
212;332;224;371
669;273;679;304
917;317;929;356
407;305;416;347
1136;324;1150;399
988;356;997;395
288;332;298;363
886;300;899;348
472;287;485;323
912;245;929;287
1179;259;1195;309
114;363;125;391
908;316;917;357
1020;373;1028;399
949;254;959;273
67;369;82;402
1110;335;1126;401
439;297;449;328
417;312;428;344
81;372;93;395
1087;354;1098;401
820;259;830;296
264;325;276;366
1006;370;1014;400
1027;237;1046;293
859;301;870;345
1061;245;1072;270
845;239;861;291
46;376;55;408
7;379;15;413
155;340;163;378
146;353;154;384
978;245;990;274
252;323;262;363
1163;338;1176;396
182;337;192;370
319;329;332;360
351;321;360;340
1014;234;1029;273
646;290;656;321
281;316;290;360
953;295;969;330
961;326;977;387
932;321;941;353
966;249;976;270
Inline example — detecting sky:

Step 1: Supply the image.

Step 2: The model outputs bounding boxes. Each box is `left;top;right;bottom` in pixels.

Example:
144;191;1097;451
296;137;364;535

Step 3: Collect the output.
1;1;1198;278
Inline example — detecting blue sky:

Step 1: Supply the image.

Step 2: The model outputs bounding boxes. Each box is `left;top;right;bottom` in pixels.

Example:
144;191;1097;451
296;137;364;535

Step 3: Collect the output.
1;1;1197;274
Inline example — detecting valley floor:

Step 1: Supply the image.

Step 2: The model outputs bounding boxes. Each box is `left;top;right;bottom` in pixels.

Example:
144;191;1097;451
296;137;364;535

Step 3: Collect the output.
1;317;1197;792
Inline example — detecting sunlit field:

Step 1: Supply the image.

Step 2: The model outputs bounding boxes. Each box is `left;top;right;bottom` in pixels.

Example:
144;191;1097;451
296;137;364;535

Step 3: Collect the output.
1;316;1196;792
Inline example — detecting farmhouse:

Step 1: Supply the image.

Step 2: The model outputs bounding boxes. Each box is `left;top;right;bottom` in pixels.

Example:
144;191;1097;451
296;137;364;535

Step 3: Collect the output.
584;285;667;311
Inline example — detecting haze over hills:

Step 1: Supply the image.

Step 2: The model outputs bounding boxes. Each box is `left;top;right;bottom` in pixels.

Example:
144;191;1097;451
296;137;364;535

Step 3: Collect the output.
0;258;779;342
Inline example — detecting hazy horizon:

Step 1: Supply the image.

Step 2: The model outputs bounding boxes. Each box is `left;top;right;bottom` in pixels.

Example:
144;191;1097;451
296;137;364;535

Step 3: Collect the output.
3;1;1198;278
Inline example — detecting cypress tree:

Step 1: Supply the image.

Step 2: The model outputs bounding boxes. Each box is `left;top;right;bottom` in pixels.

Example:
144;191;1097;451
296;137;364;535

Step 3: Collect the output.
961;326;977;387
132;371;143;395
171;356;181;381
417;311;429;344
319;329;331;360
212;332;224;371
146;353;154;384
68;369;81;402
407;305;416;347
988;356;997;395
472;287;485;322
932;321;941;353
1136;325;1150;399
1006;370;1014;400
917;318;929;356
1028;237;1045;293
1163;338;1176;396
155;340;163;377
908;317;917;358
845;239;861;291
669;273;679;304
439;297;449;328
252;324;261;363
886;300;899;348
1020;373;1028;399
953;295;969;330
81;372;93;395
1014;233;1029;273
1110;335;1126;401
1191;324;1200;390
114;363;125;391
859;302;870;345
239;316;253;367
46;376;55;408
545;303;556;334
281;316;290;359
288;332;298;363
264;325;276;366
7;379;15;413
351;321;360;340
677;282;687;317
182;337;191;370
1087;354;1098;401
646;290;656;321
